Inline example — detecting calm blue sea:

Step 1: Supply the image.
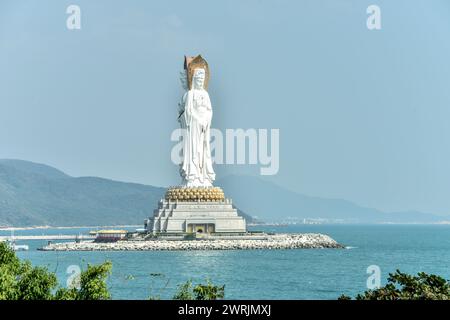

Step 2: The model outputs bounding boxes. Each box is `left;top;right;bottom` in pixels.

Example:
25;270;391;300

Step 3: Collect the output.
2;225;450;300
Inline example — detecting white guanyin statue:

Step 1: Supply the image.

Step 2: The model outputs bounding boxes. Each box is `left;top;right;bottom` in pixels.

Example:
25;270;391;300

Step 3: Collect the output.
178;55;215;187
145;55;247;235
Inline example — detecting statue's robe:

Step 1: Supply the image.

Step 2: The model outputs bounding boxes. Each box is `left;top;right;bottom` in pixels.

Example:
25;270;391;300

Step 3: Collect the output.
181;88;215;186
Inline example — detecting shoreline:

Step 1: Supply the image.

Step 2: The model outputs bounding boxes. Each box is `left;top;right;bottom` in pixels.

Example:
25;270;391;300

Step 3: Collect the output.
0;225;141;231
2;222;450;231
39;233;344;251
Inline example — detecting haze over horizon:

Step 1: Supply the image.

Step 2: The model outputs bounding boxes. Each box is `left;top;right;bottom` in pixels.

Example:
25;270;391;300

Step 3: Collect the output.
0;158;447;221
1;158;448;227
1;1;450;215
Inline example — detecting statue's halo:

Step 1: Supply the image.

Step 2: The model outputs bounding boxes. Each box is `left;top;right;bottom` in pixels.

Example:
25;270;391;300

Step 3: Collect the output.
184;54;210;90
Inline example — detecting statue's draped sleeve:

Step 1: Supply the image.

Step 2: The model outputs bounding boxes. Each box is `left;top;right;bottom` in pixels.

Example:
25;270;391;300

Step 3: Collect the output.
184;90;193;128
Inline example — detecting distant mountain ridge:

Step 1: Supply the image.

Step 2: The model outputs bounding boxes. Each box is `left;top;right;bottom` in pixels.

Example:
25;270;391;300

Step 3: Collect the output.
0;159;255;227
0;159;158;226
216;175;448;224
0;159;447;227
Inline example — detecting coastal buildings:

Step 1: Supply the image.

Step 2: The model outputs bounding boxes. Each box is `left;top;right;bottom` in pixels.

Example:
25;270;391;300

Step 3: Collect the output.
92;230;128;242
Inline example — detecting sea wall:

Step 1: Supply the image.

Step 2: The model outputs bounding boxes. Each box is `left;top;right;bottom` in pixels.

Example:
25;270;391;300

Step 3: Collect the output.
40;233;343;251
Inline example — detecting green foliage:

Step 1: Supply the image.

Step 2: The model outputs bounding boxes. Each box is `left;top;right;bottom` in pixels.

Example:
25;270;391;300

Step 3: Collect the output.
54;287;79;300
54;263;112;300
77;262;112;300
16;266;58;300
0;265;18;300
0;241;112;300
1;241;227;301
173;279;225;300
193;280;225;300
0;242;58;300
339;270;450;300
0;242;20;272
172;280;194;300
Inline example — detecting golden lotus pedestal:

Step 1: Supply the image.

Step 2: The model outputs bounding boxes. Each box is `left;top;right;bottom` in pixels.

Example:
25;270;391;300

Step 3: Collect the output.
165;186;225;202
145;186;247;234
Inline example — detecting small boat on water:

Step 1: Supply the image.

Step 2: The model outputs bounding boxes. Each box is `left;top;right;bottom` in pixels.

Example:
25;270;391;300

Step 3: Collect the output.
4;230;29;251
7;239;29;251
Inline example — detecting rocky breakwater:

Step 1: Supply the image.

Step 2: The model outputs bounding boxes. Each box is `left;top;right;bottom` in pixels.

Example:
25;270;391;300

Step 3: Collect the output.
40;233;344;251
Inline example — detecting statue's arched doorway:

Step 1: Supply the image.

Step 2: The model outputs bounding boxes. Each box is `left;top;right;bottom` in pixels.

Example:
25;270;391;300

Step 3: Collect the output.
195;225;205;233
188;223;215;234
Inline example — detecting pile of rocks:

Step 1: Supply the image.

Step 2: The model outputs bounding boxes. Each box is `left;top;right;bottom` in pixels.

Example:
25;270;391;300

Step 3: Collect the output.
40;233;344;251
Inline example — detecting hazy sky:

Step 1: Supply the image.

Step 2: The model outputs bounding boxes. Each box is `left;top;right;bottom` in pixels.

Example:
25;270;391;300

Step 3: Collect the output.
1;0;450;215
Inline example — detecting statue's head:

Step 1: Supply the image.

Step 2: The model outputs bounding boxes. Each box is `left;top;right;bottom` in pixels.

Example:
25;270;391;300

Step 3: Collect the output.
184;55;209;90
192;68;206;89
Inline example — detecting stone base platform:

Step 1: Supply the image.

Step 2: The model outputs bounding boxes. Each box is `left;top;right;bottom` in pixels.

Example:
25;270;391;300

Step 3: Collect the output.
145;187;246;234
39;233;344;251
